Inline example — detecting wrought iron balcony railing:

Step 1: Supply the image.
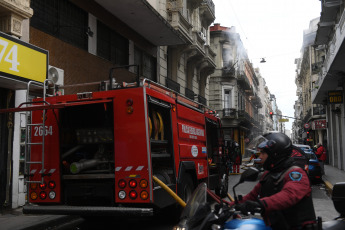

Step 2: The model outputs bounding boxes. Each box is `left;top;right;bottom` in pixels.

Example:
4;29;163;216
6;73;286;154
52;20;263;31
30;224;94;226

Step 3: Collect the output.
197;95;207;105
185;88;195;100
166;78;180;93
222;108;237;118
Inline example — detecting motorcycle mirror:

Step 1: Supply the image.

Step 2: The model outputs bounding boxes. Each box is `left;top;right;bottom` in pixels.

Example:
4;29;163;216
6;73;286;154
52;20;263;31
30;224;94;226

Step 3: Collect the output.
239;167;260;183
233;167;260;204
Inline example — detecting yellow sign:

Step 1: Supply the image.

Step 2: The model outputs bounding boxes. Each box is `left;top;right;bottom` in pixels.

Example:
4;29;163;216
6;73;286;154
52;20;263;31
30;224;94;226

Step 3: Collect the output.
0;31;48;83
328;90;343;104
279;119;289;122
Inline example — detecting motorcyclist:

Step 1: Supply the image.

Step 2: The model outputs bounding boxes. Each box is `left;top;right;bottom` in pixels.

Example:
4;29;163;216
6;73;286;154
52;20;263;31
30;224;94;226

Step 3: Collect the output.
232;132;317;230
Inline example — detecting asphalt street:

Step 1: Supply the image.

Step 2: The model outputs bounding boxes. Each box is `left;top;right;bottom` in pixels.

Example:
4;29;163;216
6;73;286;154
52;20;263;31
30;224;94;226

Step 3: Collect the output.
0;164;343;230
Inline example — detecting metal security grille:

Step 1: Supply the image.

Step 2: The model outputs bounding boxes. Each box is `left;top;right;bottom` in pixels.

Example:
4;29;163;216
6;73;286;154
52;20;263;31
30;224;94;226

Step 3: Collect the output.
31;0;88;50
97;21;129;66
134;48;156;81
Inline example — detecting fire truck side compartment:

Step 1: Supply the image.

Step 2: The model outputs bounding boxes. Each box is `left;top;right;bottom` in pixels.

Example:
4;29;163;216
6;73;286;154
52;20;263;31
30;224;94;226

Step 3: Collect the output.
59;102;115;206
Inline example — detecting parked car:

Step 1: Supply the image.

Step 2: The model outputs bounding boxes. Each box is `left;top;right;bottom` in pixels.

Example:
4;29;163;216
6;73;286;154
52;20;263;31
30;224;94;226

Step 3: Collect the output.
293;144;322;182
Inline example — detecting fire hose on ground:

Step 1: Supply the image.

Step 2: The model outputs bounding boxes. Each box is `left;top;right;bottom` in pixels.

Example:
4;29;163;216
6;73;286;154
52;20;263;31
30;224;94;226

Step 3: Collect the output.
152;176;234;208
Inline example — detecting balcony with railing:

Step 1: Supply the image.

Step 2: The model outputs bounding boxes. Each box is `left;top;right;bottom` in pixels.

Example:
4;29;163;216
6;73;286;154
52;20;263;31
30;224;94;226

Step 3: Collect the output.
311;61;323;75
204;45;216;67
199;0;215;25
237;70;251;90
166;78;180;93
193;30;207;53
222;108;238;118
167;1;193;44
185;88;195;100
222;67;236;78
197;95;207;105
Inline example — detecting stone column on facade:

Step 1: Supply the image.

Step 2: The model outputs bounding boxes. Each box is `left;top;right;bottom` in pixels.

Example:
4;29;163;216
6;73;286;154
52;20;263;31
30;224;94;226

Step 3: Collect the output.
0;0;33;38
185;49;203;92
197;60;214;99
169;46;188;82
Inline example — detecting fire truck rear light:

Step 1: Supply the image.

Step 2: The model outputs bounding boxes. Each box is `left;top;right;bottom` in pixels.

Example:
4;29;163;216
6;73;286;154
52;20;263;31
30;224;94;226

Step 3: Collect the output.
118;190;126;200
118;179;126;188
39;191;47;200
48;181;56;189
140;191;148;200
30;183;38;190
30;192;38;200
39;182;46;190
49;191;56;200
129;179;137;188
126;106;134;114
140;179;148;188
126;99;133;106
129;190;137;199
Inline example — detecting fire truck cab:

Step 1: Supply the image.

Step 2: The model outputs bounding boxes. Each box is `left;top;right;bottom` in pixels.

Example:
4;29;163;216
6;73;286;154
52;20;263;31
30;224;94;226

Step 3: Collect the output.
3;71;228;217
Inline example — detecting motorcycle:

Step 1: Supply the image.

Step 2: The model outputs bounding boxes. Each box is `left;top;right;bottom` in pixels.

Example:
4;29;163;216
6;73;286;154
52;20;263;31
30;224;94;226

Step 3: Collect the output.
173;167;271;230
321;182;345;230
173;167;345;230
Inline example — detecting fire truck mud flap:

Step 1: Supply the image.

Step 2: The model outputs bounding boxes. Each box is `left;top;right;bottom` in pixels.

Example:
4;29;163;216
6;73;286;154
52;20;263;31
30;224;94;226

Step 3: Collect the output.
23;205;153;217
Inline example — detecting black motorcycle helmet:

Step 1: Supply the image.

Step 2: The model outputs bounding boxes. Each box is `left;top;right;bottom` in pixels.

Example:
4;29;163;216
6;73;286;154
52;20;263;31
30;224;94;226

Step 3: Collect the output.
257;132;292;170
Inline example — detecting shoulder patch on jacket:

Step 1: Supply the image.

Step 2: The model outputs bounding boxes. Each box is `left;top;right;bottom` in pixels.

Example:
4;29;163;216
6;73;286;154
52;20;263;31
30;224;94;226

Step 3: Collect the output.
289;171;302;181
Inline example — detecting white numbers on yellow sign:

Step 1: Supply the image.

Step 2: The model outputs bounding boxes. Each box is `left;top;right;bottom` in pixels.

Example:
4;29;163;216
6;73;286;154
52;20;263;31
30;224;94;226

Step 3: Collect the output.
0;38;20;72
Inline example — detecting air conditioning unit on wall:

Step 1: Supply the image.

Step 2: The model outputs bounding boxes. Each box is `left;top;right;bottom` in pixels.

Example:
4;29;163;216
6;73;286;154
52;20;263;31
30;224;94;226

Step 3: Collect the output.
48;65;64;86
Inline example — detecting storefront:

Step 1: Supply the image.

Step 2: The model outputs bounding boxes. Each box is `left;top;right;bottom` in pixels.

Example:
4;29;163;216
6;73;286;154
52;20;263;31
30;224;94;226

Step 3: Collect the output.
0;27;47;210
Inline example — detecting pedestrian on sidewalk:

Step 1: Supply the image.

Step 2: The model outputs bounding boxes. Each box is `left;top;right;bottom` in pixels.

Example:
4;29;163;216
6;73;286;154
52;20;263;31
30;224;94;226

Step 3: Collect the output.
315;143;326;175
231;142;242;173
231;132;317;230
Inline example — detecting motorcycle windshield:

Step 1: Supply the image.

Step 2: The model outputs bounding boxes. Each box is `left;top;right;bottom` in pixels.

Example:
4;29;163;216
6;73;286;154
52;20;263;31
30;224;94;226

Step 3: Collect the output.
245;135;268;158
247;135;268;151
180;182;207;219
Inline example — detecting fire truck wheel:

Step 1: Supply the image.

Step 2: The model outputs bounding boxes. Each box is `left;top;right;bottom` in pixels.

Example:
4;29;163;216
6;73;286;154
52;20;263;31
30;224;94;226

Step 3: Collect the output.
215;166;229;198
178;174;194;203
153;170;171;185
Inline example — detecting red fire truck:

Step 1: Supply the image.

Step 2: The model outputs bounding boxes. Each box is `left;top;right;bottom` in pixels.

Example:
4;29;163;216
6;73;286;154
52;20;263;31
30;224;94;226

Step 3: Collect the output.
2;68;228;217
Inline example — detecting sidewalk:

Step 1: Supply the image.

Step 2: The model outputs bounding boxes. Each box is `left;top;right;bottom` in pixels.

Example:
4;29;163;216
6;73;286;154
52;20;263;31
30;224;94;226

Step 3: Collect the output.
322;164;345;193
0;207;80;230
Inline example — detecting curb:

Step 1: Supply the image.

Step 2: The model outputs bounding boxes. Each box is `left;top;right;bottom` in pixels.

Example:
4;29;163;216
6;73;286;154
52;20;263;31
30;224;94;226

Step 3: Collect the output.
323;180;333;194
21;215;80;230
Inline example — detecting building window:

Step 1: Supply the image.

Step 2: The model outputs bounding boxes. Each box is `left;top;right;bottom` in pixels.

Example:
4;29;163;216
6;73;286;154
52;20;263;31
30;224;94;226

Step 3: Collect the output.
31;0;88;50
134;47;156;81
223;86;233;109
97;21;129;65
224;89;232;108
238;91;245;111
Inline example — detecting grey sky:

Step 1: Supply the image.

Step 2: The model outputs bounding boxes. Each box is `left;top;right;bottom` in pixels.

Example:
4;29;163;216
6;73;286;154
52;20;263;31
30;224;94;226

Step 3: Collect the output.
212;0;321;129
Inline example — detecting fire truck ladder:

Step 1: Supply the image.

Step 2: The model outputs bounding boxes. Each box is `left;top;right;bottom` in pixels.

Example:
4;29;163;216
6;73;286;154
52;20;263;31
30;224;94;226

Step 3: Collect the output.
24;80;56;184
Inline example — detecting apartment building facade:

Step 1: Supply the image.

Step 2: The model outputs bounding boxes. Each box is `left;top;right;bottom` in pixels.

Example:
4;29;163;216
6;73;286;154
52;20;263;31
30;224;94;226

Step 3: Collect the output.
310;0;345;171
208;24;268;156
292;17;327;146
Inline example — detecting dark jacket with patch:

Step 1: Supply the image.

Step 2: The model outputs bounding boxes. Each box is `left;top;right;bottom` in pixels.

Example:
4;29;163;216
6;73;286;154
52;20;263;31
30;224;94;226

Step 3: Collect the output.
240;158;316;229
